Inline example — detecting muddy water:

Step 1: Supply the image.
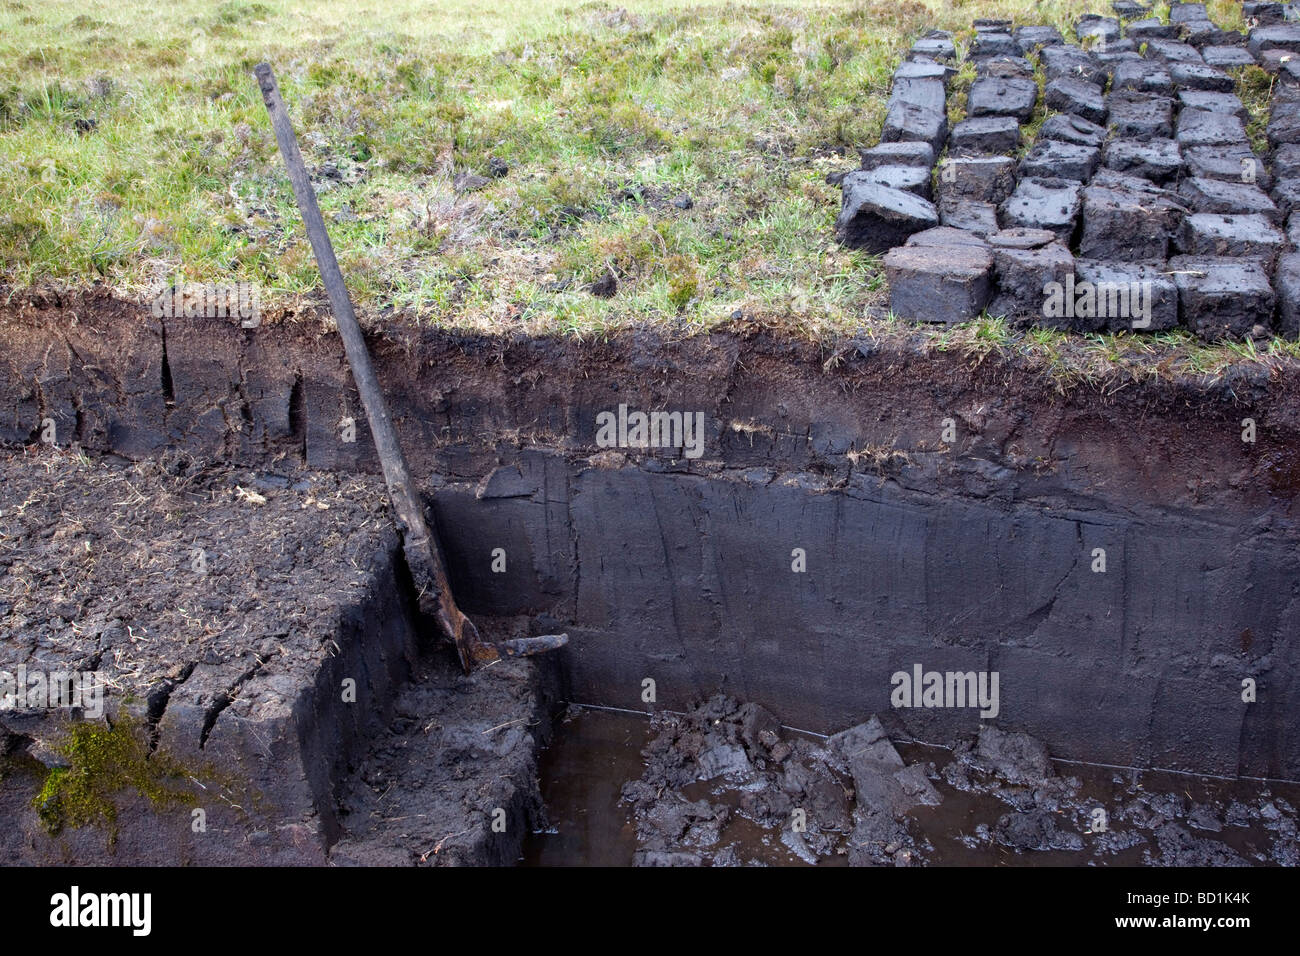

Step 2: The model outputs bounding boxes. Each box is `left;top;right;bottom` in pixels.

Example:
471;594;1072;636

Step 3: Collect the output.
523;707;841;866
524;707;1300;867
523;708;648;866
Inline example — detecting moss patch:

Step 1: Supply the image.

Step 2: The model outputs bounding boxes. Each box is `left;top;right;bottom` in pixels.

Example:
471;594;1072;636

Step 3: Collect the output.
32;717;207;846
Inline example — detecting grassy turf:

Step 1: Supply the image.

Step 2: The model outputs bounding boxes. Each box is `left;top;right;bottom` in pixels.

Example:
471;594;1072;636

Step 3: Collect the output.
1;0;1295;380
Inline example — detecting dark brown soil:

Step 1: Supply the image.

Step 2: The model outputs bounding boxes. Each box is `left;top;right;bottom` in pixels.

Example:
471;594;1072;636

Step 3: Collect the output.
0;445;391;712
0;445;546;865
330;636;556;867
4;291;1300;862
3;289;1299;519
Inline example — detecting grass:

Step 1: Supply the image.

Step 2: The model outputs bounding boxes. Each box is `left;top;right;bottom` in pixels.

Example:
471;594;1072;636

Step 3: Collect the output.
0;0;1294;379
911;313;1300;392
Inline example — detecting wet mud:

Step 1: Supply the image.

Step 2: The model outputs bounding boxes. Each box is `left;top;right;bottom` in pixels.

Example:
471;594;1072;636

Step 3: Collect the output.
528;699;1300;867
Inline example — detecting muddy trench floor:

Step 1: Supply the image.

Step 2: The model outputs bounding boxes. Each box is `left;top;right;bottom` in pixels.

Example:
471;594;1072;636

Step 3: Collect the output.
529;699;1300;867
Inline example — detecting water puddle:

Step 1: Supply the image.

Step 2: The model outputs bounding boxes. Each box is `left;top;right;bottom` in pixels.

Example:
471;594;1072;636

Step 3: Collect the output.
522;708;648;866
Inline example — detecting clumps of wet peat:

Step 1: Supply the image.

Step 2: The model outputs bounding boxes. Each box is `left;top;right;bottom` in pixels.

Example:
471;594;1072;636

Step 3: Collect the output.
621;694;936;866
942;732;1299;865
943;729;1091;854
619;696;1300;867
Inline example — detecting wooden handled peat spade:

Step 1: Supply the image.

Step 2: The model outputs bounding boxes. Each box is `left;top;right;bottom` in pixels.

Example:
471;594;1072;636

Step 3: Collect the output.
254;63;567;671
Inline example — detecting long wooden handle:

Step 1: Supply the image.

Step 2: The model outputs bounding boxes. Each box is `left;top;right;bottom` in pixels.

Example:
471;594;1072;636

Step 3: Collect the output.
253;62;480;669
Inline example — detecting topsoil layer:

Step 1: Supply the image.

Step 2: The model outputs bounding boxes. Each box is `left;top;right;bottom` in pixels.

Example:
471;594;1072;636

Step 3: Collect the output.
3;291;1300;520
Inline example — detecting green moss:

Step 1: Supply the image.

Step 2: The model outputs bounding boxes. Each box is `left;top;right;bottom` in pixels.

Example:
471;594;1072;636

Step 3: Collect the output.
665;254;698;311
31;717;204;847
212;1;271;26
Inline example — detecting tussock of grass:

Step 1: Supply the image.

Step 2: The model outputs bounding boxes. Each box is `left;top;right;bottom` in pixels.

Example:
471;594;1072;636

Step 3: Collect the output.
1238;64;1277;154
0;0;1293;382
